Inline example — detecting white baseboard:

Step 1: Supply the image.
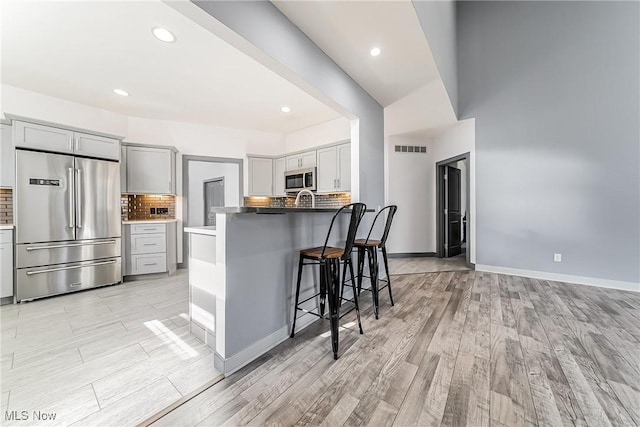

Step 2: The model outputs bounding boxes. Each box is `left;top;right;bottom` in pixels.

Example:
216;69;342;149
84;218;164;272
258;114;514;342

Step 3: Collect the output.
218;310;320;375
475;264;640;293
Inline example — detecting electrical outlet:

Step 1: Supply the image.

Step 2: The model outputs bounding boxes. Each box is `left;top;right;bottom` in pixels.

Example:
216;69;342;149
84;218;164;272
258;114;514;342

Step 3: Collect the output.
554;253;562;262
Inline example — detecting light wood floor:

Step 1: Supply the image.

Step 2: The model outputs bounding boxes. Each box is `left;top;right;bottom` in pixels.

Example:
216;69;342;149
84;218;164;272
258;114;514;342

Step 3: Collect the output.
0;270;222;426
155;270;640;427
388;254;470;275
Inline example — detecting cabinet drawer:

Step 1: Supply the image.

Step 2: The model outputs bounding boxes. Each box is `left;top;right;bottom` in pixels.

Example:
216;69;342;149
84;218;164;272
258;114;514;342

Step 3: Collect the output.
130;223;166;234
0;230;13;244
130;254;166;275
130;234;166;255
1;243;13;298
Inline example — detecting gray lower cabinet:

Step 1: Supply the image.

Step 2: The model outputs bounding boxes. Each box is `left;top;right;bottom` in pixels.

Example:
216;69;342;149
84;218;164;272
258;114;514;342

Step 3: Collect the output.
125;145;175;195
0;230;14;303
123;222;176;277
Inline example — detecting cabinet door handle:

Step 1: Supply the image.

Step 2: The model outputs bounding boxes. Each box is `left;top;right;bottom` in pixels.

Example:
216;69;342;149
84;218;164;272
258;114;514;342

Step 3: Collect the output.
143;243;157;246
143;263;158;266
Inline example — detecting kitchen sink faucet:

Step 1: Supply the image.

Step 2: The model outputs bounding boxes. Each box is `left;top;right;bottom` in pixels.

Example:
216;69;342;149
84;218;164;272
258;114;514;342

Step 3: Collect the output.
295;189;316;208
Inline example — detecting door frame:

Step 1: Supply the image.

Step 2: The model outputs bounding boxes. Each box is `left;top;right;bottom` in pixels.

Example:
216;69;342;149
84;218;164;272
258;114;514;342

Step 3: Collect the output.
203;176;225;226
436;152;472;268
180;155;243;269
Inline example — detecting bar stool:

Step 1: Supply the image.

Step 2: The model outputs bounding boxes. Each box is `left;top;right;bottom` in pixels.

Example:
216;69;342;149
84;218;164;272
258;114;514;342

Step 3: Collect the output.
290;203;367;360
352;205;398;319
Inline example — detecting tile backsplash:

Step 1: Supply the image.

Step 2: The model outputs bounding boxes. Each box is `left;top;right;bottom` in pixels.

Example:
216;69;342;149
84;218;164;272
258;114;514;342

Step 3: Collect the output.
244;192;351;209
0;188;12;225
121;194;176;221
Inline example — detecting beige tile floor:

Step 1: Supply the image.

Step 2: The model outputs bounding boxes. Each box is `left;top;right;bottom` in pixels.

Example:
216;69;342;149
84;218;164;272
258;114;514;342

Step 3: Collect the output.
0;270;222;427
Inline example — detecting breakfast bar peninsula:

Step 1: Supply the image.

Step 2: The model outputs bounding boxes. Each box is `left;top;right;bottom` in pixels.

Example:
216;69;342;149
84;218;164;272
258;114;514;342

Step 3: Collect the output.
184;206;369;374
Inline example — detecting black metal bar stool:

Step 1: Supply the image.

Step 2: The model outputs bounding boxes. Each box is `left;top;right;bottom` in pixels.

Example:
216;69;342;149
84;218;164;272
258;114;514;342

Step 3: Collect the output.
290;203;367;360
351;205;398;319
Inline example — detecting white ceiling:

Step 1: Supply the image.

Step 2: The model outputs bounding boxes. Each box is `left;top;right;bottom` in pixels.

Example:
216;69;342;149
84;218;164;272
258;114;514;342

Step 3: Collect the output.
0;0;342;134
273;0;440;107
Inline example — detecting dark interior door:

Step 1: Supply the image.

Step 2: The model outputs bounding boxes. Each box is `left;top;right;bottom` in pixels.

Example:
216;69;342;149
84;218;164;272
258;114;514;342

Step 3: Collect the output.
445;166;462;257
204;178;224;226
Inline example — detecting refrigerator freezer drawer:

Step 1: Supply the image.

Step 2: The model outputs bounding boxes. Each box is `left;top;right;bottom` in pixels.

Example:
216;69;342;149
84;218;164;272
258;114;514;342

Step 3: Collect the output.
16;238;121;268
16;258;121;302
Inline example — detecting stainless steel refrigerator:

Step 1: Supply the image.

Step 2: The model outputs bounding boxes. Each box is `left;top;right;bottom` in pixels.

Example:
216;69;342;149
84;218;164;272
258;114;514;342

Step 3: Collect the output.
15;149;121;302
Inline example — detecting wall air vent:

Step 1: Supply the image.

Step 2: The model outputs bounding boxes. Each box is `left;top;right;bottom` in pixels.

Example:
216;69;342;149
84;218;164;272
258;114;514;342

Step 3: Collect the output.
394;145;427;154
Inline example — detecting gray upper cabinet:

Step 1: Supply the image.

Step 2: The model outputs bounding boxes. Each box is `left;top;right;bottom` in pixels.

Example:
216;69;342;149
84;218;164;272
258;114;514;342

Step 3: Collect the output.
13;121;74;154
316;143;350;193
248;157;273;196
125;145;175;195
285;150;316;171
120;145;127;193
273;157;286;197
74;132;120;160
336;143;351;192
1;124;14;188
12;120;121;161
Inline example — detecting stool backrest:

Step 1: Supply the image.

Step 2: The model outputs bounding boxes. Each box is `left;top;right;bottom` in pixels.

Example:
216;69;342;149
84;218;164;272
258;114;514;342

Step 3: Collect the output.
321;202;367;260
363;205;398;247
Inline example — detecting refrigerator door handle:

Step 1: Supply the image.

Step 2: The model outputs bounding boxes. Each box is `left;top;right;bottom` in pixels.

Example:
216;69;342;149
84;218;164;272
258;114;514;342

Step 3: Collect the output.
25;240;117;251
25;259;117;276
75;168;82;228
68;168;75;228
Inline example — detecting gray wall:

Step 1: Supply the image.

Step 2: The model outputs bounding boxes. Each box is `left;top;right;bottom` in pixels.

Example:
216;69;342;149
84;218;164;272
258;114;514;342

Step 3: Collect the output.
412;0;458;117
192;0;384;210
457;1;640;283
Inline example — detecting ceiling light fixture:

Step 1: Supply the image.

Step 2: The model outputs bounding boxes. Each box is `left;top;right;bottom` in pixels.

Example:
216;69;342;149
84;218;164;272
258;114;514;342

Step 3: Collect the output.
370;47;381;57
280;106;291;113
113;89;129;97
152;27;176;43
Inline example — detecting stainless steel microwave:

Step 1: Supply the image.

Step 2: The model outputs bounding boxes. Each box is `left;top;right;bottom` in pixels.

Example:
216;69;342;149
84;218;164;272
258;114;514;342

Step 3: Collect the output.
284;167;316;193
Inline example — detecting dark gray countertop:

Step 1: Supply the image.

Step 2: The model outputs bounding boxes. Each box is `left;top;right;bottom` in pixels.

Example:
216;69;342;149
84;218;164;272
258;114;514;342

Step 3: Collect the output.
210;207;374;214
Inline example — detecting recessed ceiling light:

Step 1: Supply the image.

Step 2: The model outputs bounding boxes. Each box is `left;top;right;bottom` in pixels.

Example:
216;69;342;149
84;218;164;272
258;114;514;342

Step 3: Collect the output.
280;106;291;113
152;27;176;43
113;89;129;97
370;47;381;57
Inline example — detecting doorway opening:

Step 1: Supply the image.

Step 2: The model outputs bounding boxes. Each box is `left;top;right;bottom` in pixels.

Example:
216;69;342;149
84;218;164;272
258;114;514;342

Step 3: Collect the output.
181;155;243;268
436;152;472;268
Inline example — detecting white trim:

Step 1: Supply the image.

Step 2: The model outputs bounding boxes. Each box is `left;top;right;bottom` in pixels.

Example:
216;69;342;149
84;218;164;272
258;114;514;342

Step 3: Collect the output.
476;264;640;293
219;311;320;375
